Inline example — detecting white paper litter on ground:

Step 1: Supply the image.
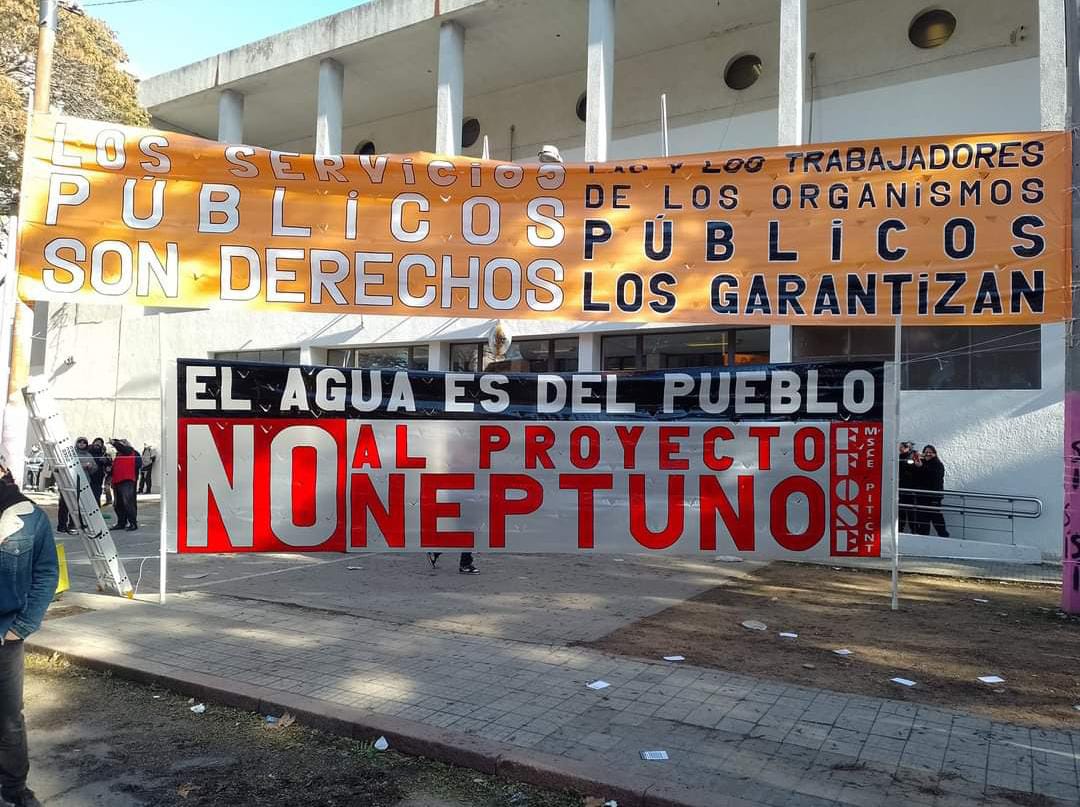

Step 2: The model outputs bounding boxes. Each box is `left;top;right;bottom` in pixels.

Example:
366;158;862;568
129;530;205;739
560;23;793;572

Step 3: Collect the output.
714;555;744;563
978;675;1006;684
181;574;209;580
373;736;389;751
833;649;853;656
586;680;610;690
639;750;669;761
741;620;768;631
612;558;625;562
891;677;917;687
189;703;206;714
779;632;798;639
662;655;685;662
346;566;363;570
973;598;990;604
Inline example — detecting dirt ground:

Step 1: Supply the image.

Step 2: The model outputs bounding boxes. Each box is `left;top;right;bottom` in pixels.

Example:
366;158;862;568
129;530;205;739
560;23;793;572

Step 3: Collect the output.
23;655;584;807
582;562;1080;729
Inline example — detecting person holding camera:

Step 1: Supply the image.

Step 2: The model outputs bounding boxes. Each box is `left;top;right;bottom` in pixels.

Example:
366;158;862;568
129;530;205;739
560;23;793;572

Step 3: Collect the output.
898;441;922;533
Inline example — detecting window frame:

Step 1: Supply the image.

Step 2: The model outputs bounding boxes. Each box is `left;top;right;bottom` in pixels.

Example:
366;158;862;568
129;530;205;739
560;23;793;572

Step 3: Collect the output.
213;348;301;364
791;325;1041;391
601;327;771;371
327;344;428;370
449;337;579;373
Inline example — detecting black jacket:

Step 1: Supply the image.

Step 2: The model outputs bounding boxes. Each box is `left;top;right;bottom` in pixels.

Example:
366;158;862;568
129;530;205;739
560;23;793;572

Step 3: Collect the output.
898;451;919;490
916;457;946;495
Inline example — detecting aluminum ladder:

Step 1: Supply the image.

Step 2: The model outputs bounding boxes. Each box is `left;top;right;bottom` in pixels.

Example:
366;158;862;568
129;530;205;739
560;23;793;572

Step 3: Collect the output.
22;375;133;597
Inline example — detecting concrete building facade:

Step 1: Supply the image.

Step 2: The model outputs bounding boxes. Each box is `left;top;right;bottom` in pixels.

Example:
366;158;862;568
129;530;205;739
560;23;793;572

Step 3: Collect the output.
39;0;1068;557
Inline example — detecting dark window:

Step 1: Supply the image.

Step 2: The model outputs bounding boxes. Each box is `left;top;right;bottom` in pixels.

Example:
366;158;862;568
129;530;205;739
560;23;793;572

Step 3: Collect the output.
326;345;428;370
792;326;1040;390
486;338;579;373
354;141;376;156
452;338;579;373
909;9;956;49
213;349;301;364
449;342;492;373
602;328;770;371
461;117;481;149
724;54;762;90
576;92;588;122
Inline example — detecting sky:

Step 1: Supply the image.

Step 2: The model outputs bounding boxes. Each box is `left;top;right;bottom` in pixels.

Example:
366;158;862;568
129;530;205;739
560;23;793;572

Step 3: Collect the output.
83;0;371;78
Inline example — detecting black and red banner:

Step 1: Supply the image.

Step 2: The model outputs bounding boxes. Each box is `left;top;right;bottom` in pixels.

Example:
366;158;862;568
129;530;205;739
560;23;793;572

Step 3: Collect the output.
176;360;885;557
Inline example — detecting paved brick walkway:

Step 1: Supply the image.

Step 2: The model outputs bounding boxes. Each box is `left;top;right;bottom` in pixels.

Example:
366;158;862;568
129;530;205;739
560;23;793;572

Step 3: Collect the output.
32;591;1080;806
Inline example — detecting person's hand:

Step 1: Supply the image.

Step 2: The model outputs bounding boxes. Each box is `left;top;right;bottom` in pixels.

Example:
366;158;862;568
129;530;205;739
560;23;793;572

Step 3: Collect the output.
4;630;22;642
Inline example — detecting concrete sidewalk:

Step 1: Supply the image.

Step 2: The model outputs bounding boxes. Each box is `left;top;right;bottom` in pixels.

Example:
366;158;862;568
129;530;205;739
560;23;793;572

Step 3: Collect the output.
32;591;1080;807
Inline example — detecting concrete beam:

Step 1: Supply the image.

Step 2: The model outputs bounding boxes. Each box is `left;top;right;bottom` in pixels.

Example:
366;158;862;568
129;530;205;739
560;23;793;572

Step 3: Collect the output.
315;58;344;156
139;0;487;108
217;89;244;144
584;0;614;161
1039;0;1067;130
777;0;806;146
436;21;465;155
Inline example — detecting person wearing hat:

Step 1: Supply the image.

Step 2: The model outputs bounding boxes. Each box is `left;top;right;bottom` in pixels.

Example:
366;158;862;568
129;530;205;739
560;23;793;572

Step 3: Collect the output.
108;439;141;531
0;453;58;807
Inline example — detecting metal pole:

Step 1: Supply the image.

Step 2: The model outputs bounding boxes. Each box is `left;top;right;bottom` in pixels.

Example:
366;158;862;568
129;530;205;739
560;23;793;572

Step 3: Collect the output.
1061;0;1080;613
3;0;56;486
891;315;901;611
34;0;57;115
158;315;167;605
660;93;669;157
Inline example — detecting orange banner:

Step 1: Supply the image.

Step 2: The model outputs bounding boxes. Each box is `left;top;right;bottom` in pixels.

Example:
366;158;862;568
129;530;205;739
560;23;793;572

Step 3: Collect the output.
16;114;1071;324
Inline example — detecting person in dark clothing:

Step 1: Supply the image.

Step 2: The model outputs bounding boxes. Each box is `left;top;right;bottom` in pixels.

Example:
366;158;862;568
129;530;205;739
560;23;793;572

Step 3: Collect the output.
86;440;108;505
898;441;921;534
109;440;141;531
914;444;950;537
426;552;479;574
93;438;113;506
0;453;58;807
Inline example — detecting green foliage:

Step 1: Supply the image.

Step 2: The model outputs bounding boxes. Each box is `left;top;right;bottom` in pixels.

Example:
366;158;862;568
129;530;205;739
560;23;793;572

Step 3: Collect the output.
0;0;149;214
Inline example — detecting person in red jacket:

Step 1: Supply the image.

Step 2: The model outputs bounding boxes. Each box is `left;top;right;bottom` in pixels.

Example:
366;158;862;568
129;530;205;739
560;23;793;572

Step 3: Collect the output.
108;440;141;531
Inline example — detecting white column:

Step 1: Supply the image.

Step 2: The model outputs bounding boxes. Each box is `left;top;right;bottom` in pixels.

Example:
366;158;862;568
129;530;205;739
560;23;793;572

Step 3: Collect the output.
1039;0;1067;131
315;58;344;157
772;0;806;363
1039;0;1068;391
436;21;465;155
578;333;603;371
217;89;244;144
777;0;806;145
427;341;450;371
585;0;615;161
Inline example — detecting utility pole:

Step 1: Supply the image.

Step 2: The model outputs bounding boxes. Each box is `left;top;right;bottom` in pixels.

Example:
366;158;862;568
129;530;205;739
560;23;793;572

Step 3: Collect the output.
1;0;55;483
1063;0;1080;613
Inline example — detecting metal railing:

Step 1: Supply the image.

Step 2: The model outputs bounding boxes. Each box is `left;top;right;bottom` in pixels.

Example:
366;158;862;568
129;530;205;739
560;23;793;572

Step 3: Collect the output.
898;487;1043;545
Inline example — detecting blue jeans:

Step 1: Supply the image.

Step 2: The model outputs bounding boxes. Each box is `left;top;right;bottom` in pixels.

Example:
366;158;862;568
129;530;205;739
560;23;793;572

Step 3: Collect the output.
0;639;28;797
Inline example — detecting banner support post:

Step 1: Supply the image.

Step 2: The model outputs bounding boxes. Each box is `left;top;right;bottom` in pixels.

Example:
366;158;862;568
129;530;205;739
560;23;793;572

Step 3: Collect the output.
891;315;901;611
158;314;167;605
659;93;669;158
